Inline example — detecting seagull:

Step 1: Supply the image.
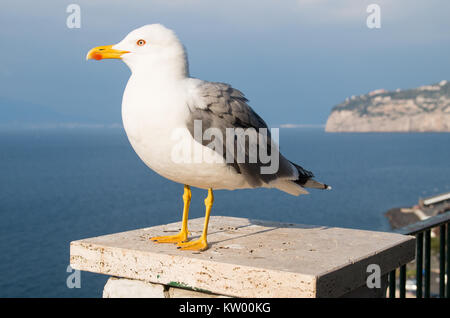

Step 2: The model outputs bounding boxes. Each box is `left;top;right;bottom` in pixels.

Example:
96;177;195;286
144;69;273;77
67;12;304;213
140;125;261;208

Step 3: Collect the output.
87;24;330;251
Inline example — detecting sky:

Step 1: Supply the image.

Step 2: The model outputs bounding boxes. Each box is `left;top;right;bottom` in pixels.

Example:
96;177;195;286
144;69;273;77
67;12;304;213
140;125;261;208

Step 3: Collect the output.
1;0;449;126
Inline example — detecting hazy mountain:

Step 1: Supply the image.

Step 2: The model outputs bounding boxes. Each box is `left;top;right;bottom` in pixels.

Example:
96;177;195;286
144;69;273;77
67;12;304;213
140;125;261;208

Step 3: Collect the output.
326;80;450;132
0;98;118;128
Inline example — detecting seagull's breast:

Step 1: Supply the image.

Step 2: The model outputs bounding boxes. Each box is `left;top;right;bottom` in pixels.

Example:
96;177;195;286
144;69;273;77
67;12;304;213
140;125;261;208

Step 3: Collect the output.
121;77;188;171
121;77;247;189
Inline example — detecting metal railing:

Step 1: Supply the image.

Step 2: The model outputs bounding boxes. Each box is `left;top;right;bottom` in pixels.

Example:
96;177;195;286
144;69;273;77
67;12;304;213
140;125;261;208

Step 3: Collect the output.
388;212;450;298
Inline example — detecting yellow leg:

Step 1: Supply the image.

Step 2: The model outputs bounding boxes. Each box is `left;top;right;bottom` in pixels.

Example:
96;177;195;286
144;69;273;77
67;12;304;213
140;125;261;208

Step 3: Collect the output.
151;185;191;243
177;188;213;251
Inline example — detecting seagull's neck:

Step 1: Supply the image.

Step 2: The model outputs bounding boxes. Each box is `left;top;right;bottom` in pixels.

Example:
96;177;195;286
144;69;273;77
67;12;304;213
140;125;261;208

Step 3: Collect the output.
123;58;189;108
126;52;189;86
131;65;187;86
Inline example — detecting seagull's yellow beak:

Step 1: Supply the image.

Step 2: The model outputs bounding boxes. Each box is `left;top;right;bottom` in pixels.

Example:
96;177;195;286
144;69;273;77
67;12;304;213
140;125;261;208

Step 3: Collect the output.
86;45;130;61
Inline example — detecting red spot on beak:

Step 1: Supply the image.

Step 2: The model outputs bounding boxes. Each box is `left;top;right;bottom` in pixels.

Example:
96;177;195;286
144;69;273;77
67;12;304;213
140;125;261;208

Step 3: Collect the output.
92;53;103;60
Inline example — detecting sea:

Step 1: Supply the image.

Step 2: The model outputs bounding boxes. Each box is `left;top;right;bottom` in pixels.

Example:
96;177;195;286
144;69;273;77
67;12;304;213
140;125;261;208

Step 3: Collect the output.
0;127;449;297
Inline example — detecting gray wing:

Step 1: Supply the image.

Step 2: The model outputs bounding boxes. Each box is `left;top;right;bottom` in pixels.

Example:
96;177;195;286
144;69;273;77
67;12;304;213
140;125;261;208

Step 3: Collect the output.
186;81;314;187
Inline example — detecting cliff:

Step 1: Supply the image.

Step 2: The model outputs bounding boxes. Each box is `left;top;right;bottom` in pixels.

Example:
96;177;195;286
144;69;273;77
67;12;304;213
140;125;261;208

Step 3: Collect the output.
325;80;450;132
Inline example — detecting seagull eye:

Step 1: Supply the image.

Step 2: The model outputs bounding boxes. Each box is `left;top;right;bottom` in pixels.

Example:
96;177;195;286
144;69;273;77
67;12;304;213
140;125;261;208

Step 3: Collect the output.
136;39;146;46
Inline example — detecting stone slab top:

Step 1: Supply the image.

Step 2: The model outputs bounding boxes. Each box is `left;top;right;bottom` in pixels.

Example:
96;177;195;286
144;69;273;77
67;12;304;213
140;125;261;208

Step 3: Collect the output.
70;216;415;297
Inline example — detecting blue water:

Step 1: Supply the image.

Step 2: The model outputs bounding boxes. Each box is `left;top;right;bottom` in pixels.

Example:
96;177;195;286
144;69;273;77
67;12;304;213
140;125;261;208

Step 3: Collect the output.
0;128;449;297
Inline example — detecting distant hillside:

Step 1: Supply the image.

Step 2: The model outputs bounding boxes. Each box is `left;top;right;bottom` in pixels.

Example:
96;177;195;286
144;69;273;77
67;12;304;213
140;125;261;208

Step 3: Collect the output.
0;98;107;128
325;80;450;132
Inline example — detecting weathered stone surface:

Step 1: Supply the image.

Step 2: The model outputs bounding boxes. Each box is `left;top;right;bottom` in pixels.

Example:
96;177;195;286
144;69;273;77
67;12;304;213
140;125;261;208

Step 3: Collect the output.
340;274;388;298
103;277;166;298
167;285;229;298
70;216;415;298
102;277;228;298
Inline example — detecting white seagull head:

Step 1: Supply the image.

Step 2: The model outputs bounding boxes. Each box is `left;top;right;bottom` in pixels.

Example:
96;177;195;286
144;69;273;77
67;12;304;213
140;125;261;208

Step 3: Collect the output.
87;24;188;78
